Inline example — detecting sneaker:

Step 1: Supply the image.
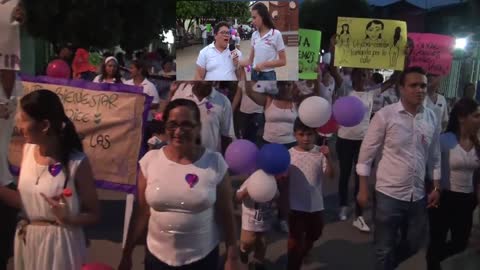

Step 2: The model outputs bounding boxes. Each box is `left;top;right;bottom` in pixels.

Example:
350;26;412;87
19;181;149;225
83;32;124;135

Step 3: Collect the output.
353;216;371;232
240;250;249;264
339;206;348;221
279;220;289;233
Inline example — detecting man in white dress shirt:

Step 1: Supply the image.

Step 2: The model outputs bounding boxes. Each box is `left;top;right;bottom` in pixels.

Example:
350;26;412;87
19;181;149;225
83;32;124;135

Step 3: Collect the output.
356;67;442;270
171;81;235;153
424;74;449;131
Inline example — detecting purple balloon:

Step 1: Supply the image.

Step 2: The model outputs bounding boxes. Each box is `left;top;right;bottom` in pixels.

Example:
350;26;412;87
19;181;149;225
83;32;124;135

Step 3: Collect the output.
225;140;259;175
333;96;365;127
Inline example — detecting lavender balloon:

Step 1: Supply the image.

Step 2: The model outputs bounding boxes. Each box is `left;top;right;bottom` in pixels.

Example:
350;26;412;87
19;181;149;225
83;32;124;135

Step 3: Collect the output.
225;139;259;175
333;96;365;127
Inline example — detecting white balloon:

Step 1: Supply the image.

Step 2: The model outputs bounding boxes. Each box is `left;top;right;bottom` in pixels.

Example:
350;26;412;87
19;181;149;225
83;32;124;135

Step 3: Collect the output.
246;170;278;203
298;96;332;128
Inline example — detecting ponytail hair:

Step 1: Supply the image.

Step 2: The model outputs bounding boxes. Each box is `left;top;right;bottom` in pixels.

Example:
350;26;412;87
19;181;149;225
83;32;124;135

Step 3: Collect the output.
20;90;84;187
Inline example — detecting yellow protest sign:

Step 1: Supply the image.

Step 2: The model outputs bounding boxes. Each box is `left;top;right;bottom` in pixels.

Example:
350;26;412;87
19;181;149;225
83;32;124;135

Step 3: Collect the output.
334;17;407;70
8;76;151;192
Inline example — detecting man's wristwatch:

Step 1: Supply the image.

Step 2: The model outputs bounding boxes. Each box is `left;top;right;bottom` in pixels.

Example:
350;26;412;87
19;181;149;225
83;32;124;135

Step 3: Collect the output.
433;186;441;194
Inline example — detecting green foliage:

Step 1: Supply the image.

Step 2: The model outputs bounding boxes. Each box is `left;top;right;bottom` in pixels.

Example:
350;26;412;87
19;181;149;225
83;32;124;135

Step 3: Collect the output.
22;0;175;51
176;1;250;32
300;0;372;50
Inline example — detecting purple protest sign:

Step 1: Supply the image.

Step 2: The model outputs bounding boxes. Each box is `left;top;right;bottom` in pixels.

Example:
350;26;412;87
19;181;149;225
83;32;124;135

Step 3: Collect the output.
408;33;455;76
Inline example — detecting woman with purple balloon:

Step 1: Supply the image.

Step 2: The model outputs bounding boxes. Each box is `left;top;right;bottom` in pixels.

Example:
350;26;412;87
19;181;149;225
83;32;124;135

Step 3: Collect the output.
330;66;388;232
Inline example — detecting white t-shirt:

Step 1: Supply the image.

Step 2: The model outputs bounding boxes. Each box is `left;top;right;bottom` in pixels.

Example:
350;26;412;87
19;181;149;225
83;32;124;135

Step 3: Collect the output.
263;101;297;144
251;29;285;72
0;76;22;186
424;93;448;129
238;81;263;114
93;75;125;84
125;78;160;104
288;146;327;212
140;148;228;266
237;178;276;232
440;137;480;193
125;78;160;121
199;25;207;39
172;83;235;152
337;87;379;141
196;42;241;81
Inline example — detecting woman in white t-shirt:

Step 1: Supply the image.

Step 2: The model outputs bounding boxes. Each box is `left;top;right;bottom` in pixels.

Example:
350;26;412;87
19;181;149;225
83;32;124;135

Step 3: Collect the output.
427;98;480;270
240;2;286;81
119;99;242;270
245;81;297;233
92;56;124;84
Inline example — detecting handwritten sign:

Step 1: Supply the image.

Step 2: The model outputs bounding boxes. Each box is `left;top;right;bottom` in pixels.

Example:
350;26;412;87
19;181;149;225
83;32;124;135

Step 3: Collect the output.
299;29;322;80
334;17;407;70
8;76;152;192
408;33;454;76
0;0;21;70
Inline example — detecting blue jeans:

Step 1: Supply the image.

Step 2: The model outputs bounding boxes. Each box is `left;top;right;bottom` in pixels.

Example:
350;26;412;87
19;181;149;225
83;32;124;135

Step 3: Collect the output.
374;191;427;270
251;70;276;81
202;38;207;48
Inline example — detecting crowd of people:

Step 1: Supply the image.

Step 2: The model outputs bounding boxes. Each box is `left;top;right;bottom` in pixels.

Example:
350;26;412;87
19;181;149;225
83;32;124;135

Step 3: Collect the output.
0;1;479;270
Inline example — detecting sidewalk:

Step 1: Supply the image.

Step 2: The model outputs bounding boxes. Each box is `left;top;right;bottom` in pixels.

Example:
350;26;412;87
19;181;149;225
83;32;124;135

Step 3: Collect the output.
176;40;298;81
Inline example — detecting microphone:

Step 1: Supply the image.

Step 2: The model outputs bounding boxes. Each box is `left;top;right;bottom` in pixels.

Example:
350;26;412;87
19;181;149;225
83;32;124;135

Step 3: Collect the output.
229;42;237;60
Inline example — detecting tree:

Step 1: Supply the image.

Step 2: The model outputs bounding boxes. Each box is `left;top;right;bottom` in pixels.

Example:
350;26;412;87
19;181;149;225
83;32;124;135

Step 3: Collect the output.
300;0;372;50
22;0;175;51
176;1;250;32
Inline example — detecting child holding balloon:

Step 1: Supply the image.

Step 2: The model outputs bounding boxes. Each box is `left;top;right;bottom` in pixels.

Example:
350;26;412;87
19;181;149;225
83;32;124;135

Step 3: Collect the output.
236;173;278;270
286;118;334;270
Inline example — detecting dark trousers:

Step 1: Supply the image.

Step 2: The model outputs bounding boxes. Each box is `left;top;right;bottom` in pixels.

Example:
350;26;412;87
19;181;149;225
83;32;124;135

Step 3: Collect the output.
374;192;428;270
145;246;219;270
336;137;363;216
287;210;324;270
234;111;264;146
426;190;476;270
0;183;18;270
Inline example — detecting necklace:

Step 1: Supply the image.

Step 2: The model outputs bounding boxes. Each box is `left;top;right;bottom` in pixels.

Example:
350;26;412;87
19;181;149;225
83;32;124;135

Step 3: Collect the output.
35;162;48;185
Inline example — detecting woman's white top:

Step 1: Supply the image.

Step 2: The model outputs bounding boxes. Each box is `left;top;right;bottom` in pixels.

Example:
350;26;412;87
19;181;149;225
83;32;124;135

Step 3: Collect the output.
93;75;125;84
440;135;480;193
251;29;285;72
15;144;86;270
140;148;228;266
263;101;297;144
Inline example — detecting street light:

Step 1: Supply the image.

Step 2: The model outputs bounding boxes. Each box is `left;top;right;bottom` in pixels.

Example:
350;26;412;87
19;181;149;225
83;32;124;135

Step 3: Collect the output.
455;38;468;50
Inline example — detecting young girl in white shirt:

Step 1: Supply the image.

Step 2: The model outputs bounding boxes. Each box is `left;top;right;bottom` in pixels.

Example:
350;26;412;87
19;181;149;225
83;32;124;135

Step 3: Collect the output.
93;56;124;84
236;178;277;270
240;2;286;81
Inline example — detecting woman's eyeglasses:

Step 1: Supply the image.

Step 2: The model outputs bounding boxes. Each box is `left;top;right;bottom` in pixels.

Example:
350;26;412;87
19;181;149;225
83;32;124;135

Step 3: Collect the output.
217;31;231;36
165;121;197;131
